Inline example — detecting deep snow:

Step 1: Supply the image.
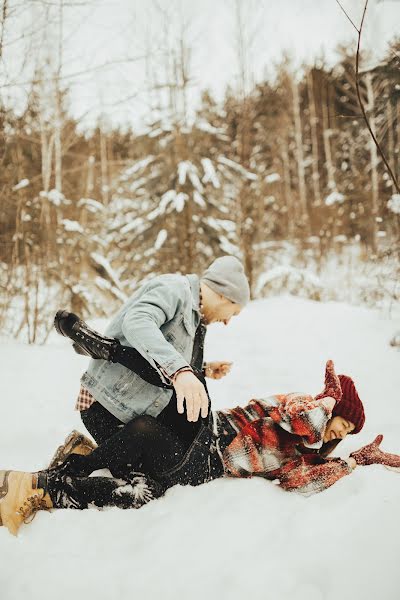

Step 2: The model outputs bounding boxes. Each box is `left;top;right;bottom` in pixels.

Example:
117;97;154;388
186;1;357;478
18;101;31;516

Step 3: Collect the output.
1;296;400;600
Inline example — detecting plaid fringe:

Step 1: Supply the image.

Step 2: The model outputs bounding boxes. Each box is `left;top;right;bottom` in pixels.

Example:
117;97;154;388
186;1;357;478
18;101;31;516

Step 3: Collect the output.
75;386;96;411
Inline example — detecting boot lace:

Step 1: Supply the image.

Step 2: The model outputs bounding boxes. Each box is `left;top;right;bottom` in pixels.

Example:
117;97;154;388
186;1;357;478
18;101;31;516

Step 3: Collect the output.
18;492;50;524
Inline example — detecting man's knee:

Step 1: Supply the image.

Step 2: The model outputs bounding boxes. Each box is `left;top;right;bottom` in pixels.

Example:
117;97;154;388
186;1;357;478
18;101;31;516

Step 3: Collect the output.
126;415;157;435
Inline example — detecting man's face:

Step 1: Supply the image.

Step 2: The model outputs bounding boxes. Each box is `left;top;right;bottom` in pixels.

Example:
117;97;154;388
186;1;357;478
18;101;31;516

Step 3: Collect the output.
203;296;242;325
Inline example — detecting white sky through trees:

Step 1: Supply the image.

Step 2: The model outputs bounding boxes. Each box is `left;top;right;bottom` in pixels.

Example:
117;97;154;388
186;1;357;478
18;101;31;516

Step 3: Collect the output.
1;0;399;130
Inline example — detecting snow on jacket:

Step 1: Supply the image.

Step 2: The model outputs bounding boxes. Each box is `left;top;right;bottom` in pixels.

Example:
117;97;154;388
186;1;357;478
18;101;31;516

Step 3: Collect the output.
217;387;352;496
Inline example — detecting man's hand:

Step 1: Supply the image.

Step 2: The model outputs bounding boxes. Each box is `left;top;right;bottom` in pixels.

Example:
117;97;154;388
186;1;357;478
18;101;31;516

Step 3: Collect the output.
204;361;233;380
173;371;209;422
350;434;400;467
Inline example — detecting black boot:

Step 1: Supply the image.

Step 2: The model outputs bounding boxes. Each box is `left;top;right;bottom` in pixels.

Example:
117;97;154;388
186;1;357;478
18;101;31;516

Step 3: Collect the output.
54;310;120;361
48;452;93;477
54;311;172;389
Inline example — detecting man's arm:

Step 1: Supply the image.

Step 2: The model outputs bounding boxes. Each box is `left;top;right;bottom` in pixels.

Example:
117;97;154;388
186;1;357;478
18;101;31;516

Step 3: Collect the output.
121;279;190;379
121;278;208;421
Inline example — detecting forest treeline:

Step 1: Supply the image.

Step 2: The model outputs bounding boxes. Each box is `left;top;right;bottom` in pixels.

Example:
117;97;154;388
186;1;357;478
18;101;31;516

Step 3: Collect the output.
1;42;399;340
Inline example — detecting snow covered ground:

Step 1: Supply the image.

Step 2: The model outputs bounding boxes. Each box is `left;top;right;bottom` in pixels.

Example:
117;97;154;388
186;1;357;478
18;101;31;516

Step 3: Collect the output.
1;296;400;600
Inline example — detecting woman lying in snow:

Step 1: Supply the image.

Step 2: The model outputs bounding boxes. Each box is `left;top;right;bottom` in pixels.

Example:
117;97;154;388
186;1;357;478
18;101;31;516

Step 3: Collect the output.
1;359;400;536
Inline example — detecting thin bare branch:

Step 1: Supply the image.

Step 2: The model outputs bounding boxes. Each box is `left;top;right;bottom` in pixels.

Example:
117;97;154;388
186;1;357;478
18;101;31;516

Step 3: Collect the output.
336;0;399;194
353;0;400;193
0;54;151;88
335;0;360;33
0;0;7;59
28;1;95;6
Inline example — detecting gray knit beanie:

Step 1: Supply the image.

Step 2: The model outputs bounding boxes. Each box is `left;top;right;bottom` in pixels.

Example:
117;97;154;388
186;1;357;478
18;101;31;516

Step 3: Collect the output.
201;256;250;306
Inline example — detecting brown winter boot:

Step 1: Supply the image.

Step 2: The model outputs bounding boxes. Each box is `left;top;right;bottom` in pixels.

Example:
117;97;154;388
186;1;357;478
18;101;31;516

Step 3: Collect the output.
48;430;97;469
0;470;53;536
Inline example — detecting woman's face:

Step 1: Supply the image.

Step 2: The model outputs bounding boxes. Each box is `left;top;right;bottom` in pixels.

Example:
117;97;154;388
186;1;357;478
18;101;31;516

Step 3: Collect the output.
323;416;355;443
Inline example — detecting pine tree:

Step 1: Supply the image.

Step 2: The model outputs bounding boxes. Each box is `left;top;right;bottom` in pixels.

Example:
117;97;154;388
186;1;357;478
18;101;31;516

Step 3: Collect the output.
107;101;256;284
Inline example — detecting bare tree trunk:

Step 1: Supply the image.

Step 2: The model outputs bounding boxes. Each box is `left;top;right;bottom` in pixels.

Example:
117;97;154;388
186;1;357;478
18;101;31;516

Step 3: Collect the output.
281;140;294;237
386;89;395;195
100;125;109;205
365;73;378;252
321;100;335;191
397;99;400;182
0;0;7;60
292;78;309;233
53;0;64;193
235;0;248;102
54;84;63;193
79;154;95;275
233;0;259;293
178;32;190;124
184;198;193;272
86;154;95;197
39;112;54;194
320;88;338;254
307;70;322;208
144;20;154;111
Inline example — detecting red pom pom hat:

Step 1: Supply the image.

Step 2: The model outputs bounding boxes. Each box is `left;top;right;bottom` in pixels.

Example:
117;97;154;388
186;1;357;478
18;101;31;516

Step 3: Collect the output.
333;375;366;434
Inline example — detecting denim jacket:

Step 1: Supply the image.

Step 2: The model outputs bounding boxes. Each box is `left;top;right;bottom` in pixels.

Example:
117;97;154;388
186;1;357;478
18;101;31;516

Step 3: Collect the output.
81;274;201;423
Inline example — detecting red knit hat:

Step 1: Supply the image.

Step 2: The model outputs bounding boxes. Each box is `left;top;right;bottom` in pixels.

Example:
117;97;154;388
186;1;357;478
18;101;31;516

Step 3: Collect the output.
333;375;365;434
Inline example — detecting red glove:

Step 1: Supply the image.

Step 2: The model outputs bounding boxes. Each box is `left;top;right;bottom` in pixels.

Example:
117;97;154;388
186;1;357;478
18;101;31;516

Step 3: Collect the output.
314;360;342;403
350;434;400;467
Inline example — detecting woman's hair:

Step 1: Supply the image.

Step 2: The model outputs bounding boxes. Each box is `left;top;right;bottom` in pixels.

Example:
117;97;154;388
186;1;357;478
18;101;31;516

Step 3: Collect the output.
318;439;341;458
297;438;341;459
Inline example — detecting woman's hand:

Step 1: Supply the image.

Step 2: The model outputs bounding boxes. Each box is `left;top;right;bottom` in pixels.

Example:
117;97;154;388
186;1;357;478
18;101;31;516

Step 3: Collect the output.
204;361;232;380
350;435;400;467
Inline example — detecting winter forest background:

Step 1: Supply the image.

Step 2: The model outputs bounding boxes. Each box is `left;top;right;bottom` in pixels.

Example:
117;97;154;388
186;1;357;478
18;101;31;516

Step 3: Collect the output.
0;0;400;343
2;3;400;598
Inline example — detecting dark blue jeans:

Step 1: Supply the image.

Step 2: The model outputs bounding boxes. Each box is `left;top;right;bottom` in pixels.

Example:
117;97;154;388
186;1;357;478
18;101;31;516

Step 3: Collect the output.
45;406;223;510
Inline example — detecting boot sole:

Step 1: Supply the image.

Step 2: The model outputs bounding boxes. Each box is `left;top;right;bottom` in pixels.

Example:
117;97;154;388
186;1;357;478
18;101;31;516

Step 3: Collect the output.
54;311;100;357
54;310;79;337
48;430;97;469
0;470;12;526
48;430;81;469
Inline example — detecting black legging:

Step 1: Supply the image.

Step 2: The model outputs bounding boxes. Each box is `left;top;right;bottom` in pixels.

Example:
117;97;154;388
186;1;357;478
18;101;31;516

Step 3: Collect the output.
44;323;212;510
54;366;210;481
56;409;186;480
58;320;211;476
45;397;192;511
45;465;166;511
